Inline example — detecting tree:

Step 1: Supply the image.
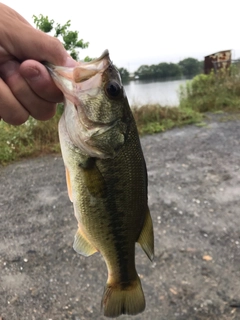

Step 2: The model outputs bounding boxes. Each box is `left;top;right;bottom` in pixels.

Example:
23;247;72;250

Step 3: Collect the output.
33;14;89;60
118;67;130;81
178;58;201;77
198;60;204;74
134;65;152;80
135;62;182;80
157;63;171;78
168;63;182;77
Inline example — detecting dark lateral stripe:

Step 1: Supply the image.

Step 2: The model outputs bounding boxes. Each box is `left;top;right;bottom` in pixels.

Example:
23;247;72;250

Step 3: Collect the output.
104;179;134;283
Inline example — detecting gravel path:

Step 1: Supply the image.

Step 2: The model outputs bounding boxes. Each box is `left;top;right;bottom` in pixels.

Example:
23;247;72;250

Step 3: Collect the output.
1;114;240;320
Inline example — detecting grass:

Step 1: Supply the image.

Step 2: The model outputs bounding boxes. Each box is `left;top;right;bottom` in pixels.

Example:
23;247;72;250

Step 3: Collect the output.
179;68;240;113
0;103;202;165
133;104;201;135
1;67;240;165
0;107;62;165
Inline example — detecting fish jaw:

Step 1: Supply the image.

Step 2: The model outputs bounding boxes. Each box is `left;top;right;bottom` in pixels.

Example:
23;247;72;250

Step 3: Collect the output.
47;50;130;159
45;50;111;105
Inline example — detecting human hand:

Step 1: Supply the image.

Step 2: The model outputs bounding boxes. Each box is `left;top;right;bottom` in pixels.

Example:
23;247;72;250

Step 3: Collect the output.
0;3;77;125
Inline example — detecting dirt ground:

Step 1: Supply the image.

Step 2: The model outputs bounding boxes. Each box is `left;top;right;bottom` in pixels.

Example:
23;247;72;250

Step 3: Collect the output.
1;114;240;320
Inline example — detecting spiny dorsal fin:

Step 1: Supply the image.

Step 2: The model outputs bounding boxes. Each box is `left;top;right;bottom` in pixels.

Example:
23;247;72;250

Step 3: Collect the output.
137;208;154;261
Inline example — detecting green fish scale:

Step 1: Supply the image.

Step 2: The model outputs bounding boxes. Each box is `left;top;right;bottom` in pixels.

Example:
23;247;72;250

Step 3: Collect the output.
73;122;147;283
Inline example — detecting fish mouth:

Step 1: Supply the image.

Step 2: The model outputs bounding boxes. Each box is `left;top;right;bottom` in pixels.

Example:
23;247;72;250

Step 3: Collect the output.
46;50;126;158
73;50;110;83
44;50;114;125
44;49;111;90
45;49;110;117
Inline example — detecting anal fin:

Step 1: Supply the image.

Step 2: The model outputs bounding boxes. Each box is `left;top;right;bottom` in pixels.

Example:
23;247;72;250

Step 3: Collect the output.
73;228;97;257
137;208;154;261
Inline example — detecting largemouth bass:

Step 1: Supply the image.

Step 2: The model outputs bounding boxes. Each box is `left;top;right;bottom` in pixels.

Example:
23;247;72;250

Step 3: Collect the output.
46;50;154;318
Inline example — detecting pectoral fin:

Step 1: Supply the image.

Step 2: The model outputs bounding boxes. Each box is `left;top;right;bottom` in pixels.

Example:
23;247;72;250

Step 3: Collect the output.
80;159;107;198
73;228;97;257
137;208;154;261
65;167;73;202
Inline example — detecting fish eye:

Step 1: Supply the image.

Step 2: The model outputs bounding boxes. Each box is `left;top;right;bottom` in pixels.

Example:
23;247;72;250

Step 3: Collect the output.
105;81;122;99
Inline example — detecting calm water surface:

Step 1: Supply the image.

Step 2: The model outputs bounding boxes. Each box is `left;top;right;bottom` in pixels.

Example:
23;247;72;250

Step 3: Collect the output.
124;79;188;107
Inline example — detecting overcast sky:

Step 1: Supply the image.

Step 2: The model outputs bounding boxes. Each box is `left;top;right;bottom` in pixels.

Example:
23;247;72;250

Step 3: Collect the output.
2;0;240;72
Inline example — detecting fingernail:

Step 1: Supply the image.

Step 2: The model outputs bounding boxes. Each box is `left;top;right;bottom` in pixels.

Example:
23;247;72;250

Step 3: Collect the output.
23;67;40;81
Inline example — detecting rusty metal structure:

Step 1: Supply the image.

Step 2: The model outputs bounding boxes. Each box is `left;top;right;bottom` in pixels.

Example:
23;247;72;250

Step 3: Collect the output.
204;50;231;74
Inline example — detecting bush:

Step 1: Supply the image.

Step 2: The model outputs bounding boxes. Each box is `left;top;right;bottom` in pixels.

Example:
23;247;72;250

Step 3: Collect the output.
0;105;63;165
179;68;240;112
132;104;201;135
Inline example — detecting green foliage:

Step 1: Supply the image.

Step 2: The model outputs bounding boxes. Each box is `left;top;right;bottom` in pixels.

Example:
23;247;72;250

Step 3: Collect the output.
179;58;203;77
0;102;202;165
118;67;130;81
54;20;71;37
33;15;89;60
179;68;240;112
33;14;54;32
0;106;63;165
135;65;151;79
132;104;202;135
135;61;186;80
134;58;203;80
167;63;182;77
84;56;93;62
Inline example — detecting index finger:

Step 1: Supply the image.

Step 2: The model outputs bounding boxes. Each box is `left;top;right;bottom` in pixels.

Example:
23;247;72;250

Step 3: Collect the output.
19;60;64;103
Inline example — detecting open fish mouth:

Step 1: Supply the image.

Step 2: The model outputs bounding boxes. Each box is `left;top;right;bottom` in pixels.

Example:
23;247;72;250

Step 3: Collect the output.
45;50;128;159
44;50;111;95
44;50;123;127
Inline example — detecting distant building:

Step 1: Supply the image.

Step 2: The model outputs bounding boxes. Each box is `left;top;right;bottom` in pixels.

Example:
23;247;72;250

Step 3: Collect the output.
204;50;231;74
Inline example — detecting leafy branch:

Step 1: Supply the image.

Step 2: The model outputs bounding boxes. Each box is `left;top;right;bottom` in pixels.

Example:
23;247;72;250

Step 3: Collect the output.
33;14;89;60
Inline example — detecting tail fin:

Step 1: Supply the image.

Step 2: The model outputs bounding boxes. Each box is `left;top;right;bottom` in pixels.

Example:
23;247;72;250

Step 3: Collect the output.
101;276;145;318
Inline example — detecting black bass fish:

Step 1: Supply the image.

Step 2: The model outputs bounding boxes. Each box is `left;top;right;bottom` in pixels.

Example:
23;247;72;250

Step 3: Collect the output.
46;50;154;318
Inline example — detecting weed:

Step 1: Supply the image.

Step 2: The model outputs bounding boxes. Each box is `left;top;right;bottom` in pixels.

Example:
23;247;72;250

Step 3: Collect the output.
0;105;62;165
132;104;202;135
179;69;240;112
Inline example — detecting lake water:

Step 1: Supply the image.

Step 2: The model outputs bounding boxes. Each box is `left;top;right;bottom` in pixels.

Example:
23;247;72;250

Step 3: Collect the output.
123;79;188;107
